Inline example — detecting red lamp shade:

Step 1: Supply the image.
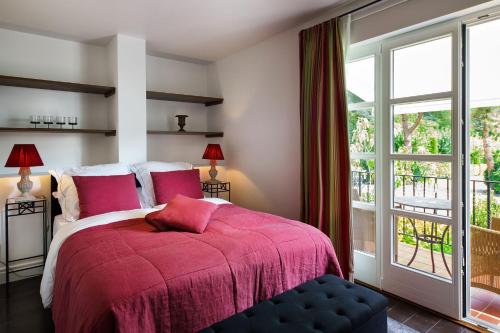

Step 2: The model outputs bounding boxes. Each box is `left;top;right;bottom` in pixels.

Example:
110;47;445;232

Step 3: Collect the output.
202;144;224;160
4;144;44;167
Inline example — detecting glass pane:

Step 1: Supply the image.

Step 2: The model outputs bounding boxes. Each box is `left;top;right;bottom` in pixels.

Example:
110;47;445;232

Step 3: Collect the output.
393;215;452;280
349;107;375;153
347;56;374;103
392;99;452;154
468;18;500;327
393;161;452;217
352;159;375;203
351;159;375;255
393;36;452;98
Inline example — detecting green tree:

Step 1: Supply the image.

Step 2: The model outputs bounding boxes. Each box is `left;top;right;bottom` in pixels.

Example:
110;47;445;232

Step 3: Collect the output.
401;112;423;152
471;107;498;179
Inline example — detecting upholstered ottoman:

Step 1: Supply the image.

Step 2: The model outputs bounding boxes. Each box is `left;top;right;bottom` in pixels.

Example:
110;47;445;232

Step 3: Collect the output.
199;275;388;333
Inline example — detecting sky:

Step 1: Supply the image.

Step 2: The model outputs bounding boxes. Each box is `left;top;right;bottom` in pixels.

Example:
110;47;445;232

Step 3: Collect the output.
469;18;500;107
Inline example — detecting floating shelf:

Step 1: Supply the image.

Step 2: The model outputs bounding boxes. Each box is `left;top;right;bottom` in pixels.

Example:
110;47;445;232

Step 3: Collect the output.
146;91;223;106
147;130;223;138
0;75;115;97
0;127;116;136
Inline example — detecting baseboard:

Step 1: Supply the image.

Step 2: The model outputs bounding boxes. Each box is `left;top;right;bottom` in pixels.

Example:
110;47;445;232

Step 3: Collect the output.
0;257;44;285
354;279;489;333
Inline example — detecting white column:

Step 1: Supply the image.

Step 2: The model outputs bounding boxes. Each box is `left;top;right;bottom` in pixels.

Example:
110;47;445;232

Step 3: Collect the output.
107;35;147;164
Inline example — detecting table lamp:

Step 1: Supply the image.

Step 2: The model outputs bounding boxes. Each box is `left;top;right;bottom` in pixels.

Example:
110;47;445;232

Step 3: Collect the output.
4;144;44;199
202;144;224;183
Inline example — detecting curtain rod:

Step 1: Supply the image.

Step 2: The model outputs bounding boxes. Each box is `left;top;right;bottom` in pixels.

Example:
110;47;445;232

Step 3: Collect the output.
301;0;387;32
338;0;386;18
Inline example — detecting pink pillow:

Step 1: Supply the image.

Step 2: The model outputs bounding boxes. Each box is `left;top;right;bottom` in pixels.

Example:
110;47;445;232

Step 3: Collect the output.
145;194;217;233
72;174;141;219
150;169;203;204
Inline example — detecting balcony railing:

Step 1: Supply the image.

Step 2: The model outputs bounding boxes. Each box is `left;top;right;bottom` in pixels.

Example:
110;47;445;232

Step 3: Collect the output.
471;179;499;229
351;170;499;235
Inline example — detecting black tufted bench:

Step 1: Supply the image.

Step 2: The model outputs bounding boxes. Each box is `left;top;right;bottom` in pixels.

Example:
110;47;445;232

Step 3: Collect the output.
199;275;388;333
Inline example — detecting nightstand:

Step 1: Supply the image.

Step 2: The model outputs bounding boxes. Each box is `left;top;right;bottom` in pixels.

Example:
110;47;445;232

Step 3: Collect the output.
201;181;231;201
4;197;48;286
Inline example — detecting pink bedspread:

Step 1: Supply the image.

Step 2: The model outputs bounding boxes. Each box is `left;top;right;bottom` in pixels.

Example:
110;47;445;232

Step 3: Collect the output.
52;204;342;333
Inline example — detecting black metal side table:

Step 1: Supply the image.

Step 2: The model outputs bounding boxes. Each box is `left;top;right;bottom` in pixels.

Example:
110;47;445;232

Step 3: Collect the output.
201;181;231;201
4;197;48;286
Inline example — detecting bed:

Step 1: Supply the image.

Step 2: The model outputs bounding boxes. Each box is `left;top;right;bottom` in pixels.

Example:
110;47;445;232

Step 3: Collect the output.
41;175;342;333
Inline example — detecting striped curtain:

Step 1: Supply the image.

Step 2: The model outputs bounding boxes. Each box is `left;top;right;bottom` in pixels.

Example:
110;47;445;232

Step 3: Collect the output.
299;18;353;278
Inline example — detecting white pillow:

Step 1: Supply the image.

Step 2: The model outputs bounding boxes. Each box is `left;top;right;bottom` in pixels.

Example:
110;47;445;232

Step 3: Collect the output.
49;163;132;222
64;163;131;177
131;161;193;207
48;168;65;184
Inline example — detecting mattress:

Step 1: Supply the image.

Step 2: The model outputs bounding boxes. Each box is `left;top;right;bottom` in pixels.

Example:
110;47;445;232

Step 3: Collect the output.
53;214;70;235
42;203;342;332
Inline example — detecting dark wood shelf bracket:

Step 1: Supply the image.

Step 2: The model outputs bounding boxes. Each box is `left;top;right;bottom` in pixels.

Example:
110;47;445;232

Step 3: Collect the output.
0;75;116;97
147;130;223;138
146;91;223;106
0;127;116;136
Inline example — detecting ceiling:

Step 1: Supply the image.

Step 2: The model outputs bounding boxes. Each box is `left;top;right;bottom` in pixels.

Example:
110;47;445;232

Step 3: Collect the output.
0;0;346;62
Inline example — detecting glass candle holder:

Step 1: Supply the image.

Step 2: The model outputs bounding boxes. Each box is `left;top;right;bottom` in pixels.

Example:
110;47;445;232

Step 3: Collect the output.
30;115;41;128
68;116;78;129
43;116;53;128
55;116;66;128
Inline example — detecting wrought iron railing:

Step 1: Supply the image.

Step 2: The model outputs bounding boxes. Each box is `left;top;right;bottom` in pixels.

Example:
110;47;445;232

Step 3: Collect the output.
351;170;375;203
351;170;499;247
393;174;450;200
471;179;499;229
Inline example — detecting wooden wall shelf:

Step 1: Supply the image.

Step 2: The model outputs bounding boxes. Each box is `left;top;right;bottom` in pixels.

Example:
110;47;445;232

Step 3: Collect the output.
146;91;223;106
147;130;223;138
0;127;116;136
0;75;115;97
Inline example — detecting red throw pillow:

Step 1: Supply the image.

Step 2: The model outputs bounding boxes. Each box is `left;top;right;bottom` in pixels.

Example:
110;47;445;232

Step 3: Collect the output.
145;194;217;233
72;174;141;219
150;169;203;205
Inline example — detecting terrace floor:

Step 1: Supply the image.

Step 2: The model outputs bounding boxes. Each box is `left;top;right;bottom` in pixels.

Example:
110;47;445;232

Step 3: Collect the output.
470;287;500;328
396;242;452;279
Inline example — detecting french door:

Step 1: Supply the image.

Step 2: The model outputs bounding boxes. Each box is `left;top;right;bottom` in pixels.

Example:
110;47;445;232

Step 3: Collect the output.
380;22;462;318
349;21;462;318
463;11;500;329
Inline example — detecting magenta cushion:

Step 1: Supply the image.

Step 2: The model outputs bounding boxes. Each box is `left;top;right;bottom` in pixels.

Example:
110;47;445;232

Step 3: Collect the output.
72;174;141;219
145;194;218;233
150;169;203;204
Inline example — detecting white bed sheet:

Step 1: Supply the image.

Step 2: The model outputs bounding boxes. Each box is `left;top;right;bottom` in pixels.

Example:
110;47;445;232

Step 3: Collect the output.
41;197;230;308
52;215;70;235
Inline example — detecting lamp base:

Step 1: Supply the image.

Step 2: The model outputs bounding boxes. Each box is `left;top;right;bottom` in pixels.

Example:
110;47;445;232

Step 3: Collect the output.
17;167;34;199
208;160;221;183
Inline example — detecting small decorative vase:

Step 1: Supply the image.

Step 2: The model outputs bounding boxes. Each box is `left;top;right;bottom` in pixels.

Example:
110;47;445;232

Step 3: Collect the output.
175;115;188;132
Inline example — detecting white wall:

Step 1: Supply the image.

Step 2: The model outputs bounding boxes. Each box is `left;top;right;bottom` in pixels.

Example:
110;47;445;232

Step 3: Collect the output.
0;28;114;176
146;55;223;166
207;29;301;219
0;29;225;283
350;0;492;44
0;28;114;282
108;35;147;164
